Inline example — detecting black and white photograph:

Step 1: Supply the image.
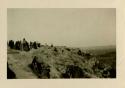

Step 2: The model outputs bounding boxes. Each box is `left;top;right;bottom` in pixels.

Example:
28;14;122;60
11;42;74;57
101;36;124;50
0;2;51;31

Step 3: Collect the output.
7;8;116;79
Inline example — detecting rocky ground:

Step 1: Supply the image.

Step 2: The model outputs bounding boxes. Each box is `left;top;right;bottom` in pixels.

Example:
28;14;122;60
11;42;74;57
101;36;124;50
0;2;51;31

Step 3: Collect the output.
7;45;116;79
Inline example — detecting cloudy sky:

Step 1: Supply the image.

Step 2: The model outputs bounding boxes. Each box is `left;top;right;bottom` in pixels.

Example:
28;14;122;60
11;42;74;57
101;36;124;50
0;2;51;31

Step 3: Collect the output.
8;8;116;47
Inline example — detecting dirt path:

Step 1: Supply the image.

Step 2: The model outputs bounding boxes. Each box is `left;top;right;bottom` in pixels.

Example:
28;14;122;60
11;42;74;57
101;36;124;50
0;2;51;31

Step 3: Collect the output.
8;53;38;79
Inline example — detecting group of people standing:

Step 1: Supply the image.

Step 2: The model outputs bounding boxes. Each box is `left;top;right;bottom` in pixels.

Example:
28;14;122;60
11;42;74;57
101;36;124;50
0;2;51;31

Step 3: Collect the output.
8;38;41;51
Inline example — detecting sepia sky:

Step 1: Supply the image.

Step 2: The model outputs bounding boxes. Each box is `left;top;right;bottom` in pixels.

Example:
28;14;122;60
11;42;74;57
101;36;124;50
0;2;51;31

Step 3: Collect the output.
8;8;116;47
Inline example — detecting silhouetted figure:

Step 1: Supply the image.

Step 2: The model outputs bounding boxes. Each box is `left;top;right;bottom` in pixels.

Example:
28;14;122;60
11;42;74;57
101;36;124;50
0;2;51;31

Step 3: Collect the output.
33;42;37;49
9;40;15;49
54;47;58;52
62;50;64;53
31;56;50;78
8;39;41;51
30;42;33;49
22;38;30;51
77;50;82;56
37;43;41;47
51;44;53;47
15;41;21;50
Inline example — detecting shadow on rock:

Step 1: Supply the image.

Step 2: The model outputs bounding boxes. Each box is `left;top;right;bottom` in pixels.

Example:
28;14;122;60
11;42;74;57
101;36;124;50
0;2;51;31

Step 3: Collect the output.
7;63;16;79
